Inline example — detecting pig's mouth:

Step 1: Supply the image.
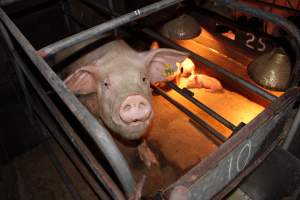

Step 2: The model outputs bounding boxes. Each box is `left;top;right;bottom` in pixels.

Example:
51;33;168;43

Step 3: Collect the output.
109;93;153;139
111;109;153;140
116;110;153;128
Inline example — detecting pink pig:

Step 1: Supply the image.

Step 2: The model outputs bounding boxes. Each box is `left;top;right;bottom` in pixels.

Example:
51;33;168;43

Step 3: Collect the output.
63;40;188;167
186;74;223;92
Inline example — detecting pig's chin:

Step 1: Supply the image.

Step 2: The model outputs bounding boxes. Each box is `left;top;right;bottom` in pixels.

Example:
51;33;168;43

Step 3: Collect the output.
111;112;153;140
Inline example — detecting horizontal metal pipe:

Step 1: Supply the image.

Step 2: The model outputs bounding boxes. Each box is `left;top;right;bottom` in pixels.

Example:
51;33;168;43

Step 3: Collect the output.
215;0;300;86
38;0;184;59
143;28;277;102
80;0;277;102
0;0;22;6
151;85;227;142
166;82;236;130
0;8;135;196
43;140;83;200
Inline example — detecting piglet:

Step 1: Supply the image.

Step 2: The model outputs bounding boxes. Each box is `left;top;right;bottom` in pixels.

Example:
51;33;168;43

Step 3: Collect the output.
186;74;223;92
63;40;188;168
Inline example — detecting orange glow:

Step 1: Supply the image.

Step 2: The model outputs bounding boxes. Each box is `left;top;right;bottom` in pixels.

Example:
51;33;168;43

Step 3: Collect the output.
150;41;159;49
221;30;236;40
150;37;267;138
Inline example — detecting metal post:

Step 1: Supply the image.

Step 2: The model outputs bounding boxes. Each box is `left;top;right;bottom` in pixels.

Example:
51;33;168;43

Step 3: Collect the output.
0;9;135;196
283;107;300;149
37;0;184;59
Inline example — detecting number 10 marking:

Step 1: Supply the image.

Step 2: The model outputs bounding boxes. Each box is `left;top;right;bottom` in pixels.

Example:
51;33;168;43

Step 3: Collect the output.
228;140;252;180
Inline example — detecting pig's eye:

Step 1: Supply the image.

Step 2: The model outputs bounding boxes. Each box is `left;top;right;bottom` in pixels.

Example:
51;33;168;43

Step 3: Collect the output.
142;77;147;82
103;81;110;89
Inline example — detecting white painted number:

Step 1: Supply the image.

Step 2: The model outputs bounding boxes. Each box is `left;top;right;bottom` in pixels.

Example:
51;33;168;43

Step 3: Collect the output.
236;142;252;171
245;32;266;52
245;32;255;50
257;38;266;52
228;140;252;180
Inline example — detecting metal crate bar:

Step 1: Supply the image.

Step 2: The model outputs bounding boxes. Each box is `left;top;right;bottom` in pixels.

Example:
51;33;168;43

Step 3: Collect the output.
0;0;22;6
37;0;184;60
142;28;277;102
166;82;236;130
0;8;135;196
215;0;300;86
0;21;125;199
151;85;227;142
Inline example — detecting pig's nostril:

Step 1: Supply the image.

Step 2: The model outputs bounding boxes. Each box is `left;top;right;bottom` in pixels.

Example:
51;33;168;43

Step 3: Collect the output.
123;104;131;111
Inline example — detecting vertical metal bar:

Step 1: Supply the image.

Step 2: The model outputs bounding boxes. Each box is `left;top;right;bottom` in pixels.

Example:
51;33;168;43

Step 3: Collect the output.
283;107;300;149
11;49;125;200
107;0;118;36
0;10;134;196
60;0;75;34
43;139;83;200
37;0;184;59
31;93;111;200
0;20;35;125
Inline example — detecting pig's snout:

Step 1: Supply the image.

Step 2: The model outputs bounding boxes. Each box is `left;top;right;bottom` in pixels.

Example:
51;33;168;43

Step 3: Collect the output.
119;95;152;125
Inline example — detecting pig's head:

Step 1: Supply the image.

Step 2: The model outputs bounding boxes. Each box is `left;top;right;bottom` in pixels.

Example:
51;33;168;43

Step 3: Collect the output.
64;45;188;140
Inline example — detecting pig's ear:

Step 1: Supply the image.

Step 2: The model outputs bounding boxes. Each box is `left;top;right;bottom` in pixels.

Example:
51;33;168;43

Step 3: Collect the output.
64;65;99;95
143;48;189;84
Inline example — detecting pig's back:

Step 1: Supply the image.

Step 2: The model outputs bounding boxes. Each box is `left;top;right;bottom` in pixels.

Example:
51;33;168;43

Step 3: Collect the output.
62;40;135;78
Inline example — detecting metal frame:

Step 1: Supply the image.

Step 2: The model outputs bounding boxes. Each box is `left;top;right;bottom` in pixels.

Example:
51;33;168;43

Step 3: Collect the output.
0;21;125;199
1;0;300;199
0;0;189;197
215;0;300;86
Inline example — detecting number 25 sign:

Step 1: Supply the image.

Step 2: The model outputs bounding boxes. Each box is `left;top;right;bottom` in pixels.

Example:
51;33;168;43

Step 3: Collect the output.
236;31;272;52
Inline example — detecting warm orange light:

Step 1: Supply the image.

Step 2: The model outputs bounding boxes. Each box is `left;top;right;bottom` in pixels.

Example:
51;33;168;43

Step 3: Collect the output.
150;41;159;49
221;30;236;40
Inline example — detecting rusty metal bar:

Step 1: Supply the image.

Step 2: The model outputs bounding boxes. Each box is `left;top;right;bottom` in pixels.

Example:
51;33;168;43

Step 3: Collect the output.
37;0;184;59
0;9;135;196
151;85;227;142
0;21;125;199
215;0;300;86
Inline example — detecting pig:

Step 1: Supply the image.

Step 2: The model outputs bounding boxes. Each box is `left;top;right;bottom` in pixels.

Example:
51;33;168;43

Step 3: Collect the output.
63;40;188;168
186;74;223;92
176;57;195;77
